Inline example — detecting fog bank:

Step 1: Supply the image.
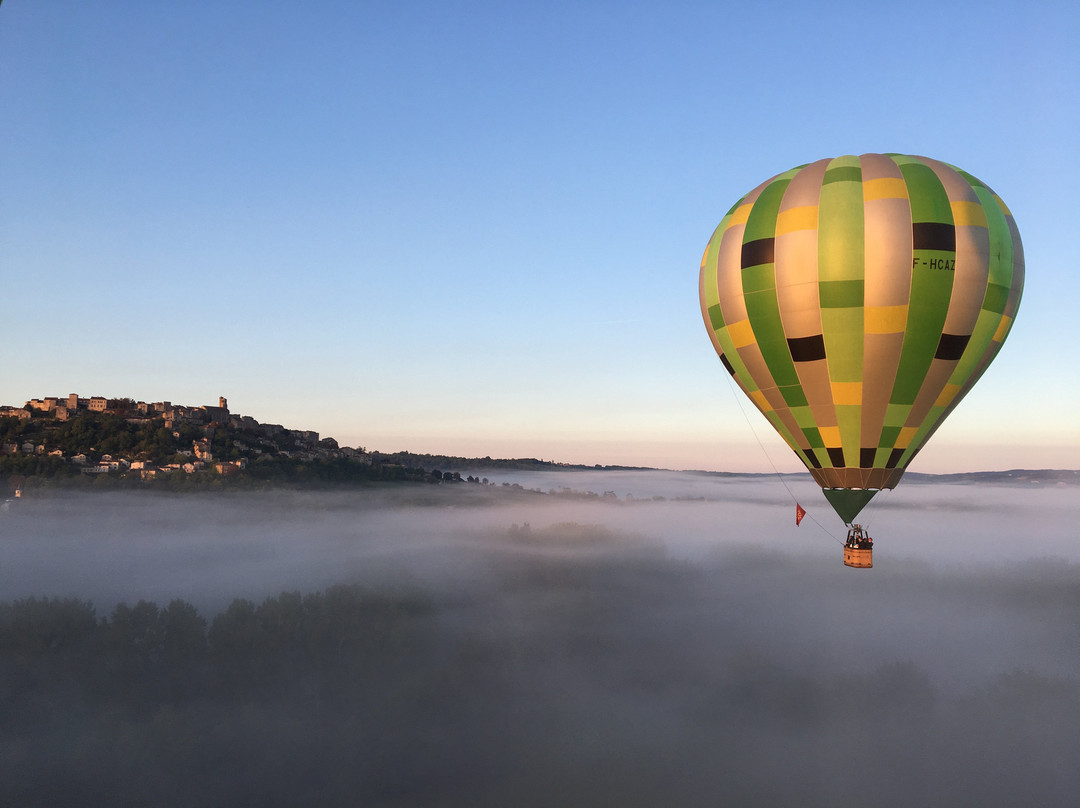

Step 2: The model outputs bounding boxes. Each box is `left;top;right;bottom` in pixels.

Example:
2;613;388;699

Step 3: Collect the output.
2;473;1078;805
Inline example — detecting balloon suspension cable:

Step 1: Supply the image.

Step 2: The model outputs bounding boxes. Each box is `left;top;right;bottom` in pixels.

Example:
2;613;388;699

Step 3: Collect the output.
723;375;844;546
855;484;892;532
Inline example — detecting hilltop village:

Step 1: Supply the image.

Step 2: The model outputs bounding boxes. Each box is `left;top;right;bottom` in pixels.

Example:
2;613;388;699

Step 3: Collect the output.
0;394;419;488
1;392;657;495
0;394;588;491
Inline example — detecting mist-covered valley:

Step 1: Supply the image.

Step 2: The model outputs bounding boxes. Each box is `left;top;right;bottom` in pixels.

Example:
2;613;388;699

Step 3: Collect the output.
2;470;1079;806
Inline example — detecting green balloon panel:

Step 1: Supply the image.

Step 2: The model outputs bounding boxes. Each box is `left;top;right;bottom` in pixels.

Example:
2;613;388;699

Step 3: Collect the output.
700;154;1024;492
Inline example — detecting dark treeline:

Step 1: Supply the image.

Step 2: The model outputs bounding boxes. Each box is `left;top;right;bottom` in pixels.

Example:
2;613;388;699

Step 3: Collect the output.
1;585;440;806
1;586;435;709
3;456;434;492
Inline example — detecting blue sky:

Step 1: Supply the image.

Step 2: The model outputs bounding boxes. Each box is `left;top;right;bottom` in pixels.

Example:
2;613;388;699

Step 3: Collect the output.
2;1;1078;472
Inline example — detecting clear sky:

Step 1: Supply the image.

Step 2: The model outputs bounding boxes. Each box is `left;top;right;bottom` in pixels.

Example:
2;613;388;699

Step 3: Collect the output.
2;1;1077;473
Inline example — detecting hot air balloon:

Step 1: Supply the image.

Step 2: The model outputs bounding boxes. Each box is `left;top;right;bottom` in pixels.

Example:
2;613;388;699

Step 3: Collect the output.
699;154;1024;566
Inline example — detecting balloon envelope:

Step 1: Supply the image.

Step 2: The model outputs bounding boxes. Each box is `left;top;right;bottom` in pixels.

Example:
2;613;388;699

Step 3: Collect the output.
699;154;1024;523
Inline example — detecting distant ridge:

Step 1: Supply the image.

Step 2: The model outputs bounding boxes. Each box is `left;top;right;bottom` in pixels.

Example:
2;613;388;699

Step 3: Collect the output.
899;469;1080;485
368;450;653;473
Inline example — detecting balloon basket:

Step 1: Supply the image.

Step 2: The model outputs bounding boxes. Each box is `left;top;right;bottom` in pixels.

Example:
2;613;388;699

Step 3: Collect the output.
843;546;873;568
843;524;873;568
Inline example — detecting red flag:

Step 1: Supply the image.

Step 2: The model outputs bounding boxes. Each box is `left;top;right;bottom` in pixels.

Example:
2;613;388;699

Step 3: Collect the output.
795;503;806;526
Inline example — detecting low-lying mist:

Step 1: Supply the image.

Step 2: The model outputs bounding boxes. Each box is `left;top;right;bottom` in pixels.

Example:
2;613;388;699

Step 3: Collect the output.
2;472;1078;806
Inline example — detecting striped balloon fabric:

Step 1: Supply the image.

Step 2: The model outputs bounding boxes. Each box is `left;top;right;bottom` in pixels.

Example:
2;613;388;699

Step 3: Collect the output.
699;154;1024;523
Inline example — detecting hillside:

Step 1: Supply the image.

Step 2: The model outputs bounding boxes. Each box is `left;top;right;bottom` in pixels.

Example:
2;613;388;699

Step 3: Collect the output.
0;394;624;492
1;395;422;490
